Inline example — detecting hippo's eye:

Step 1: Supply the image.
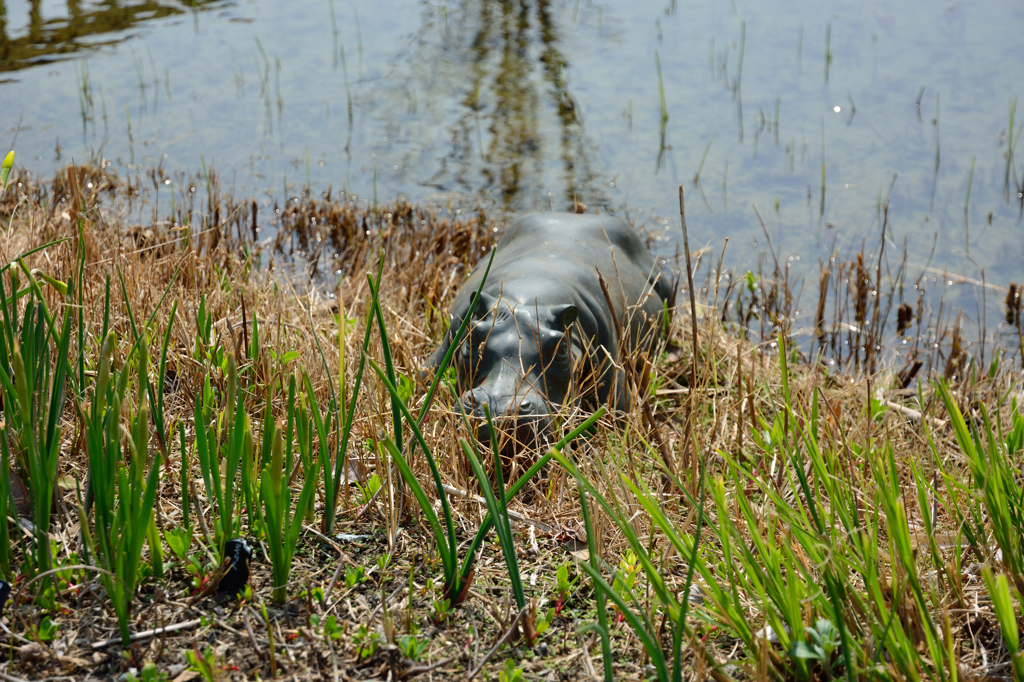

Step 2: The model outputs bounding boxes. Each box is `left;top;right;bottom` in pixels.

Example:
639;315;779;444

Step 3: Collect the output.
540;329;567;355
471;321;491;342
458;339;477;367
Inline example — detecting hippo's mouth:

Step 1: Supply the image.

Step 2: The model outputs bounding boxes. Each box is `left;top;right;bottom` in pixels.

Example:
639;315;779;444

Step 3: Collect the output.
464;410;556;455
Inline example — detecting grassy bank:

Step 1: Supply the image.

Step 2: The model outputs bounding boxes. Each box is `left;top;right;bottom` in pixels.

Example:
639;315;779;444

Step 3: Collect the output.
0;162;1021;681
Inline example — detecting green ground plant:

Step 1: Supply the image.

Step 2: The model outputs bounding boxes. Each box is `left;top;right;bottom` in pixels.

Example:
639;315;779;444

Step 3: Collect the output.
261;420;319;603
0;425;12;580
0;270;72;587
77;332;161;647
194;356;246;559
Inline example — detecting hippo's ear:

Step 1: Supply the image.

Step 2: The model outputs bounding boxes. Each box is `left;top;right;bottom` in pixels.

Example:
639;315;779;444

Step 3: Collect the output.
549;304;578;331
472;292;499;319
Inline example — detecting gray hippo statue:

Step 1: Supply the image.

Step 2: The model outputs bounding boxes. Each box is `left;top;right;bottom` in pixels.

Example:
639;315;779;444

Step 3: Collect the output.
428;212;671;444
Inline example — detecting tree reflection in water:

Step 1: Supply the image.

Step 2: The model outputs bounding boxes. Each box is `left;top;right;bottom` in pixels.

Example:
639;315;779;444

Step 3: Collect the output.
409;0;609;212
0;0;223;74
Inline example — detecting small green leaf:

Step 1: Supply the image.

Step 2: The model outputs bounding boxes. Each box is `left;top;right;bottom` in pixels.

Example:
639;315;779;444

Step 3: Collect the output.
790;640;824;660
0;151;13;193
396;374;414;404
30;269;68;296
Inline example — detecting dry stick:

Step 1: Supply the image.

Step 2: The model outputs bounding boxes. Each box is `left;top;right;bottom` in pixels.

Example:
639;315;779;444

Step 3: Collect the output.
908;263;1009;294
326;631;341;682
870;201;888;375
880;399;947;429
90;618;202;650
751;204;781;277
12;565;116;644
595;268;677;487
440;483;555;533
815;259;830;348
0;670;28;682
188;479;212;548
366;555;429;625
577;631;598;678
707;238;729;379
354;464;397;518
464;605;531;682
242;609;265;660
399;655;458;680
321;561;346;609
302;524;357;563
736;343;744;453
679;185;701;489
655;387;726;396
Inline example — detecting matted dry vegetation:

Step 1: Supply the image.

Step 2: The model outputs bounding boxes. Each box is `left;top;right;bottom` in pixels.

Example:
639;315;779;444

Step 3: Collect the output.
0;163;1021;682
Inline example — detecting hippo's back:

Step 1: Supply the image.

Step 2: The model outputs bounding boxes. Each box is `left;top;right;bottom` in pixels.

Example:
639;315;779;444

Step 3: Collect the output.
494;213;657;278
462;212;667;307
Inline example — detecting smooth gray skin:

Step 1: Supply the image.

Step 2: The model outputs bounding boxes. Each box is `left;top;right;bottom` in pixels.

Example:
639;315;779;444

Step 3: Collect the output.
429;212;671;440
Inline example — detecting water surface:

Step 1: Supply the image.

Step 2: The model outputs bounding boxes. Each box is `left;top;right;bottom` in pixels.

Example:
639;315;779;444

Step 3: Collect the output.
1;0;1022;337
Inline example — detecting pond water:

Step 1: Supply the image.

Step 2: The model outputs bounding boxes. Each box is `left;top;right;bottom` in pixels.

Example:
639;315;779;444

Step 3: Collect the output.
1;0;1022;340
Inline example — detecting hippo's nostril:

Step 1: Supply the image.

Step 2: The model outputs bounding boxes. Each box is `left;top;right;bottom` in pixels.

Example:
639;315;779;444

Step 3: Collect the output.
519;398;533;414
461;389;485;415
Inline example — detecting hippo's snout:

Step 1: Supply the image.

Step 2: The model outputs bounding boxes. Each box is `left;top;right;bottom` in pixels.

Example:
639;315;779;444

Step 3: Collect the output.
460;387;543;420
460;387;552;446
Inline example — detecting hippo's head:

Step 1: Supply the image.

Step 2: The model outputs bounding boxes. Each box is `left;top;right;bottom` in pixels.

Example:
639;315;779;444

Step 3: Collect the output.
452;293;578;445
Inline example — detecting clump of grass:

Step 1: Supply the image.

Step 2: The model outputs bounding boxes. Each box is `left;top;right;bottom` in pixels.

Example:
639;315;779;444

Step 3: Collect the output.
0;267;72;588
77;332;161;647
0;422;13;581
551;444;716;682
194;356;248;560
937;380;1023;591
261;420;318;603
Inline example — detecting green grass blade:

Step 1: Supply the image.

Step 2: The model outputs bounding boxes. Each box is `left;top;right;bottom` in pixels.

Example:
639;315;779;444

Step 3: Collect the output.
366;256;402;453
379;437;452;575
0;239;71;276
416;247;497;425
577;476;614;682
672;456;707;682
552;448;678;618
0;424;12;579
368;359;459;593
460;436;526;613
325;302;374;529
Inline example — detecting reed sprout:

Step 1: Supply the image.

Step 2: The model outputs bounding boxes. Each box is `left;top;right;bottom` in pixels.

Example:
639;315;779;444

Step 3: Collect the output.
0;424;13;580
77;332;161;647
261;421;318;603
1;151;13;193
460;406;530;640
194;356;246;559
0;270;72;586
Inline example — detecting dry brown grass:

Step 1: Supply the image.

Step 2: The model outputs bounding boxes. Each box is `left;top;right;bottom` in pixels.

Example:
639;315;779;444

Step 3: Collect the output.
0;163;1021;681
